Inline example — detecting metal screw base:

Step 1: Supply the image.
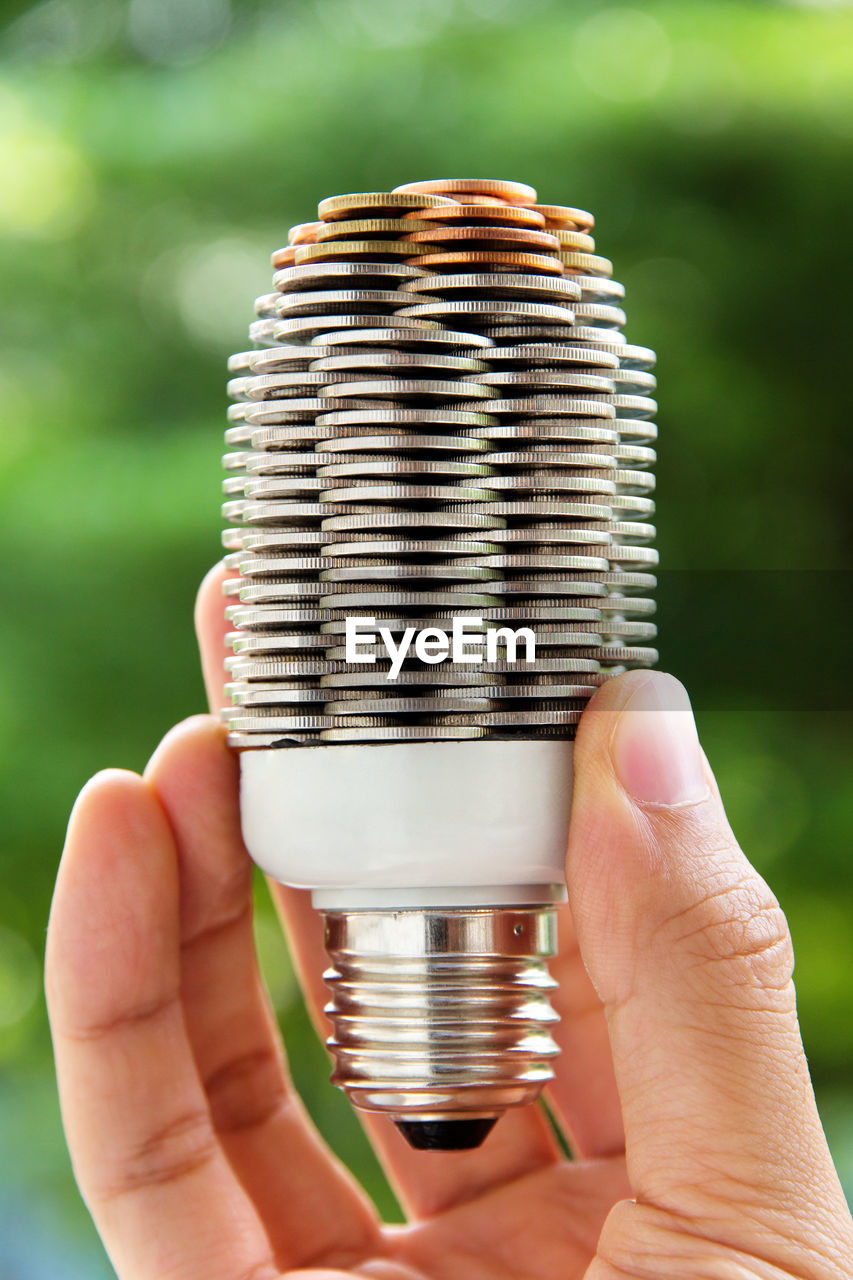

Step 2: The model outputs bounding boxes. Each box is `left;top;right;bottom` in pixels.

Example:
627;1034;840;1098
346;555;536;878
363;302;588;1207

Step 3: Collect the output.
322;906;560;1148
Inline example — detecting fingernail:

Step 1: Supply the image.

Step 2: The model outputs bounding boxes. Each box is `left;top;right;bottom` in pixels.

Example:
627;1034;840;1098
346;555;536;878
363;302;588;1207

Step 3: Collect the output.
611;673;709;806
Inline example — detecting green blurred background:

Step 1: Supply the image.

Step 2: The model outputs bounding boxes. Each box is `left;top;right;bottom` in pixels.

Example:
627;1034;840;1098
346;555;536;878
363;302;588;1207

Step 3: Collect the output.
1;0;851;1272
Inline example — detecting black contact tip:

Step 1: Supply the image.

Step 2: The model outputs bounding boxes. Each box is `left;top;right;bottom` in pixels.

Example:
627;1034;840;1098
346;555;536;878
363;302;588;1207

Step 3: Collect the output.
394;1117;498;1151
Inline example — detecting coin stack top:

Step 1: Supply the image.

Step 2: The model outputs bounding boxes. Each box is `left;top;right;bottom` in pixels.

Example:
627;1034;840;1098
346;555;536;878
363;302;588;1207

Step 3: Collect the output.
222;179;657;747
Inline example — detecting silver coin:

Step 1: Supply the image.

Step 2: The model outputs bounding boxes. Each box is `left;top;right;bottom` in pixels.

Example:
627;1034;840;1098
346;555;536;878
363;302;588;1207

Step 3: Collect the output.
591;645;658;665
610;520;656;542
575;337;657;370
473;684;597;699
572;303;627;329
485;449;615;471
231;581;328;603
600;570;658;591
229;398;370;425
398;272;581;302
470;369;613;394
222;712;381;731
461;420;618;444
316;458;494;479
319;667;497;687
273;261;428;292
612;417;658;442
274;313;440;340
316;406;496;428
227;372;331;400
475;474;615;496
239;476;330;498
254;291;284;318
613;442;656;466
275;288;438;317
319;562;501;582
484;344;619;369
318;586;502;606
452;499;612;521
227;684;330;705
309;350;489;374
606;544;659;566
609;493;655;517
316;326;493;350
317;482;499;503
472;525;609;547
228;346;325;374
490;579;606;597
317;377;498;402
476;325;582;341
320;538;499;558
248;318;285;345
316;433;489;454
247;425;347;448
396;299;575;325
435;710;583;726
321;509;506;532
609;368;657;395
574;276;626;303
226;529;326;551
225;555;328;577
597;595;656;615
614;468;656;494
323;696;497;715
594;394;657;419
223;501;335;525
240;452;324;475
451;553;610;572
457;397;616;419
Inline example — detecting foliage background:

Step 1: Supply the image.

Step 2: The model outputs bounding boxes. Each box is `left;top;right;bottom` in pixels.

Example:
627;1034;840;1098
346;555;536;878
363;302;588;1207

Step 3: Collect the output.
0;0;851;1272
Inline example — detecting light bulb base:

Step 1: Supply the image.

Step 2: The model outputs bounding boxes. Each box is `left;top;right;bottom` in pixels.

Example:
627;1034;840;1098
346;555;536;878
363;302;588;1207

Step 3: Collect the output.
322;906;560;1147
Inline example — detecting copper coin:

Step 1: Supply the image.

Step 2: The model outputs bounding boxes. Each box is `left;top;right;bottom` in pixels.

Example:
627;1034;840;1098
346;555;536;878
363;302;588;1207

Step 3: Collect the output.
405;203;547;229
403;225;560;252
317;191;458;220
410;250;562;274
534;204;595;230
287;221;322;245
274;260;427;292
270;244;297;269
392;178;538;206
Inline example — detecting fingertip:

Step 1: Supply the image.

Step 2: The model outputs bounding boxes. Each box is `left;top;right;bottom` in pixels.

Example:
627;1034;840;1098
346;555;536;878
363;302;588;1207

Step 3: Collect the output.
142;714;227;783
195;562;229;711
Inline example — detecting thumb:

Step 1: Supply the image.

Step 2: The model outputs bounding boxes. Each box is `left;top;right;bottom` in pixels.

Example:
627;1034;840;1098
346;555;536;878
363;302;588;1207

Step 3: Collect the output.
567;671;852;1268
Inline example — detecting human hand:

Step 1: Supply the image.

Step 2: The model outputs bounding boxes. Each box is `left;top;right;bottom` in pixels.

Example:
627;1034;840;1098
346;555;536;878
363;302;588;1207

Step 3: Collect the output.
45;565;853;1279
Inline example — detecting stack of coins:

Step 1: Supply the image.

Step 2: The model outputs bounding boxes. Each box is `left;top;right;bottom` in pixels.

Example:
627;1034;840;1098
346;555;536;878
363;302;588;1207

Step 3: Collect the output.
222;179;658;746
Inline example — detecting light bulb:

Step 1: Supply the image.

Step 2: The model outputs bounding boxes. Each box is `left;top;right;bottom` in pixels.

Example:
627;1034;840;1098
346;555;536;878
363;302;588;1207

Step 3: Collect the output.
222;178;657;1151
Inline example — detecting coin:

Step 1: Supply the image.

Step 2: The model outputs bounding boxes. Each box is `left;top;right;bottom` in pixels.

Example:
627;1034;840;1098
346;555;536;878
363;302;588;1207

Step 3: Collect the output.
274;260;427;291
559;252;613;277
391;178;538;205
410;250;563;274
550;228;596;251
408;203;547;228
317;377;498;401
398;272;581;302
403;225;561;253
572;303;627;329
395;299;575;325
275;288;438;316
317;433;489;454
308;349;488;374
484;343;618;369
315;217;433;241
318;191;458;219
295;240;432;264
533;204;594;230
456;396;616;419
287;221;322;245
315;325;493;349
470;370;614;394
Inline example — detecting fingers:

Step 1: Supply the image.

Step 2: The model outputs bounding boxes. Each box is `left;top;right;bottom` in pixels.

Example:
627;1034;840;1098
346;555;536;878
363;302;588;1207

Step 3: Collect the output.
45;769;280;1280
144;716;381;1270
196;563;561;1215
567;670;853;1264
544;901;624;1160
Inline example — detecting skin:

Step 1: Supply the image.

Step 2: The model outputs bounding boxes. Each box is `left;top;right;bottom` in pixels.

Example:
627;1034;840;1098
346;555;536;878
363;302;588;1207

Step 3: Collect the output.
45;565;853;1280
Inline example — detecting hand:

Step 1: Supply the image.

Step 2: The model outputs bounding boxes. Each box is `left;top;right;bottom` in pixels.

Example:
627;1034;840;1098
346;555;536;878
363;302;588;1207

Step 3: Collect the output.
46;565;853;1280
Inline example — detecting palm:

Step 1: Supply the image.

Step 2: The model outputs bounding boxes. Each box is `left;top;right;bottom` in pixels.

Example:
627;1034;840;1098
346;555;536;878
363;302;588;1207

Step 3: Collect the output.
45;567;853;1280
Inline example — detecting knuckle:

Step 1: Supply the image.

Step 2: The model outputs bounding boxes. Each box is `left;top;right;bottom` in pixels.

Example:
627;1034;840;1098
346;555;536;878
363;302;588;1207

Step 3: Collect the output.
98;1107;219;1202
659;857;795;1007
203;1044;288;1134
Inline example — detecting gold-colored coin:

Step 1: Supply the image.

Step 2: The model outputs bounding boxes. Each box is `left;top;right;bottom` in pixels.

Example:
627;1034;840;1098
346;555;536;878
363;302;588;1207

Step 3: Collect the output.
534;204;595;231
403;225;560;252
318;191;458;220
315;218;433;241
294;240;431;263
405;203;547;229
410;250;562;274
392;177;538;206
287;221;321;245
559;252;613;278
551;228;596;252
